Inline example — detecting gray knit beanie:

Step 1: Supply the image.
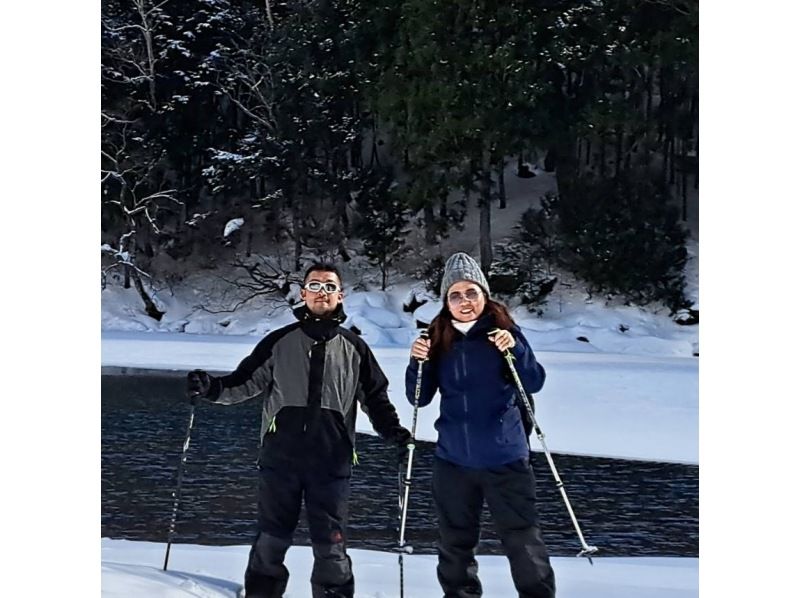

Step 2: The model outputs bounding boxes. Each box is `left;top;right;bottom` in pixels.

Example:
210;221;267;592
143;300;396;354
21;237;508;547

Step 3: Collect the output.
440;252;490;301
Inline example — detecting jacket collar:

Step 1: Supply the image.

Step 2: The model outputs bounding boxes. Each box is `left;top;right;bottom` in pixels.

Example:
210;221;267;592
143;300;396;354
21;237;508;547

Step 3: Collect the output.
452;311;496;339
293;303;347;341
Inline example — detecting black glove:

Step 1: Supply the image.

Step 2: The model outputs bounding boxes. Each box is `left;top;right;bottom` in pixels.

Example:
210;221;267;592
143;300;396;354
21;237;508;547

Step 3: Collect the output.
187;369;212;399
396;427;413;466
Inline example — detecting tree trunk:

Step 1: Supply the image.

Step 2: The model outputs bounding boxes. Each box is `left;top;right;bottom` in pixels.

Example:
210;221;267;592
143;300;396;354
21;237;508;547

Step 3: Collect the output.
265;0;274;30
294;229;302;272
543;147;557;172
625;134;634;171
642;63;654;169
130;269;164;321
598;135;606;177
553;137;580;204
338;239;351;262
350;99;362;171
669;135;676;185
350;131;362;171
270;181;284;241
289;186;302;272
135;0;158;111
424;202;436;245
615;127;624;178
478;148;492;273
498;160;506;209
335;160;350;236
681;140;689;221
370;117;381;168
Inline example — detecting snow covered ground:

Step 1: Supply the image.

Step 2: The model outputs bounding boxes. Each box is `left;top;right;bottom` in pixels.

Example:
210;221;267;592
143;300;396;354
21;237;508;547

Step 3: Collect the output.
102;539;698;598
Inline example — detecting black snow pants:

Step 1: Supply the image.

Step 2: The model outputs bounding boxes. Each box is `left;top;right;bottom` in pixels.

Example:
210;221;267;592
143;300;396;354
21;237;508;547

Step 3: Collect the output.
432;456;556;598
243;460;353;598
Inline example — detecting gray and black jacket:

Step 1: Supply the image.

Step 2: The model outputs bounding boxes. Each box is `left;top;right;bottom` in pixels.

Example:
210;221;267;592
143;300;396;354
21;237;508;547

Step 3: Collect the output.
207;304;410;468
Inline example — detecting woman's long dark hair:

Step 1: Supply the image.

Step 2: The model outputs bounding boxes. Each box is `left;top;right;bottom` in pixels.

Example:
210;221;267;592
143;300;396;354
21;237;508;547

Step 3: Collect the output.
427;298;515;362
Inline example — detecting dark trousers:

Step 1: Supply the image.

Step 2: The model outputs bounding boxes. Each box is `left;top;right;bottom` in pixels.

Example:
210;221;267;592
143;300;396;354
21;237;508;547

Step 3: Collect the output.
432;457;556;598
244;462;354;598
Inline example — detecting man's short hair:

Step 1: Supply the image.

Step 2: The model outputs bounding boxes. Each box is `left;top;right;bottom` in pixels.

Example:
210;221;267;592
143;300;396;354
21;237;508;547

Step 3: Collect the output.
303;262;342;285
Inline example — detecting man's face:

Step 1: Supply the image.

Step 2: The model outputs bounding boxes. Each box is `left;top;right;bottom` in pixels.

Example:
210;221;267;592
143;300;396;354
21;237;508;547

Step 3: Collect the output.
300;270;344;316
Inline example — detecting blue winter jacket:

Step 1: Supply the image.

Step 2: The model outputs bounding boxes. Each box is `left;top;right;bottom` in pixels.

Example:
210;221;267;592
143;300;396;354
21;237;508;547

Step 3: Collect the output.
405;313;546;469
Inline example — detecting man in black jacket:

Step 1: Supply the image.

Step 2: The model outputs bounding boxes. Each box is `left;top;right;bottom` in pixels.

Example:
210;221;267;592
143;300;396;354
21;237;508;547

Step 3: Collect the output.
188;263;411;598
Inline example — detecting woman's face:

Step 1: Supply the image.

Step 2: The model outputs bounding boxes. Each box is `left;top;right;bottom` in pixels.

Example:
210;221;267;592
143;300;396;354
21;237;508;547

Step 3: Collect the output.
446;281;486;323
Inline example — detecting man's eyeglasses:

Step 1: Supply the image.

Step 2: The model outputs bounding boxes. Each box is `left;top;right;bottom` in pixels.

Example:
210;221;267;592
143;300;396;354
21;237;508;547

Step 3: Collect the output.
304;281;341;294
448;288;482;305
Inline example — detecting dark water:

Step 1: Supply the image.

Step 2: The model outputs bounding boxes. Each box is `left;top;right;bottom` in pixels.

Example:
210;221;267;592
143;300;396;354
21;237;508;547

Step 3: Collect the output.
101;373;698;557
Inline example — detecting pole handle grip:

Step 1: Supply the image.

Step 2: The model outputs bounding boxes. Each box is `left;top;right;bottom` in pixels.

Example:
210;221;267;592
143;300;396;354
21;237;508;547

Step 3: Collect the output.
414;329;430;363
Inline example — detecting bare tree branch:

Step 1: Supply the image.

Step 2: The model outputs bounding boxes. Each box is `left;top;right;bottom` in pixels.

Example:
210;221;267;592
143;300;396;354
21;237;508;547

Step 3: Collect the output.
197;292;291;315
195;255;297;314
219;87;276;132
101;112;137;125
642;0;693;16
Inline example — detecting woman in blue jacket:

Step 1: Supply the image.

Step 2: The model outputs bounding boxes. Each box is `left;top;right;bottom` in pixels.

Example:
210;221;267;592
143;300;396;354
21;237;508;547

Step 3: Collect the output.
406;252;555;598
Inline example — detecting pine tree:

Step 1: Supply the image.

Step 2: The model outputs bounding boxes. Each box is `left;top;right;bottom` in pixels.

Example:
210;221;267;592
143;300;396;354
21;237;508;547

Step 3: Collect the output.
354;171;411;290
372;0;546;271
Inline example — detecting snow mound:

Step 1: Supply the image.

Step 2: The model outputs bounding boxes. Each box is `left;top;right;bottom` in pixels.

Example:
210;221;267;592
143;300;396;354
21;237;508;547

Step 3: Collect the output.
411;298;441;322
102;562;239;597
102;273;698;358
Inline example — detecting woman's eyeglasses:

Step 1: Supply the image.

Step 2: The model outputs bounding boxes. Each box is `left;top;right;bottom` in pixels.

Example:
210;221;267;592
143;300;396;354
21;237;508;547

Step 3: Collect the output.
448;289;482;305
304;281;341;294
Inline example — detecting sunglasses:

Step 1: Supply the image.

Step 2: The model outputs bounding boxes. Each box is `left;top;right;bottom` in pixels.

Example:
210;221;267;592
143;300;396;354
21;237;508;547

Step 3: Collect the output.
448;288;482;305
304;281;341;294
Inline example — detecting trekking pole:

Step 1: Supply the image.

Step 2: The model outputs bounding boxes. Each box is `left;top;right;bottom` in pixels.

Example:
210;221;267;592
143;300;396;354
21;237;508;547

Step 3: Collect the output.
490;329;599;564
398;330;429;597
163;392;199;571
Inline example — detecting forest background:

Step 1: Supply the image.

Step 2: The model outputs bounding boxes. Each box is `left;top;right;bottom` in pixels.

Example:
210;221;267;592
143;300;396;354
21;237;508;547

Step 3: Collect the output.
100;0;698;322
2;2;798;597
